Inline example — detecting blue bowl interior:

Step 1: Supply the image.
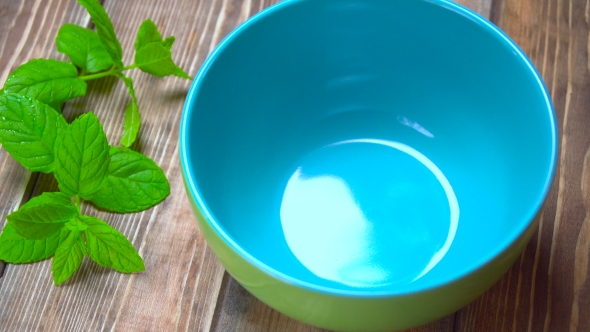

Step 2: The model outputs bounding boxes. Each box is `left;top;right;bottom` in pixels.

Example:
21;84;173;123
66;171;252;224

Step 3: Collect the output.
182;0;556;294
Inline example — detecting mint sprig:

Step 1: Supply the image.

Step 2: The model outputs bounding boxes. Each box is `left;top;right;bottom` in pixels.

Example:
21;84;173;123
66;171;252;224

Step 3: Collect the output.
0;223;62;264
134;19;190;79
90;146;170;213
7;192;78;239
57;24;114;73
4;59;87;105
0;0;184;284
76;0;124;67
0;93;67;173
117;74;140;147
83;216;145;273
54;112;110;198
52;229;84;285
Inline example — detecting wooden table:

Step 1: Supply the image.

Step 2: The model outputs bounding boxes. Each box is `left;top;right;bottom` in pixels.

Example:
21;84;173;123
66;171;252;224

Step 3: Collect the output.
0;0;588;331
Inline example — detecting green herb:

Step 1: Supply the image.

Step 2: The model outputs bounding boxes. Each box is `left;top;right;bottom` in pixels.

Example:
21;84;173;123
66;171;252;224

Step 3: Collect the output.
56;24;114;73
76;0;124;67
0;223;62;264
0;93;67;173
0;0;187;284
134;19;190;79
90;146;170;213
83;216;145;273
54;112;110;198
7;192;78;239
3;59;87;105
117;74;140;147
52;228;84;285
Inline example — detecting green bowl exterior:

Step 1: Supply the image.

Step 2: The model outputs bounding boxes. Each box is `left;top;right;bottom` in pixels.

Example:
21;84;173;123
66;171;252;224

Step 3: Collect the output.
183;173;540;332
179;0;557;330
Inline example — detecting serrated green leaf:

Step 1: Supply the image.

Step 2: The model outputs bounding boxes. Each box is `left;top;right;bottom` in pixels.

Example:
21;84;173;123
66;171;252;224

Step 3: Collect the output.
134;20;175;51
117;75;140;147
56;24;113;73
80;239;89;257
0;93;68;172
48;102;62;112
54;112;110;199
121;101;140;147
22;191;74;208
91;146;169;213
3;59;87;105
8;221;65;241
133;19;189;79
65;216;88;232
162;36;175;50
52;229;84;285
83;216;144;273
173;66;191;79
7;192;77;240
0;223;61;263
135;43;189;79
135;19;162;52
76;0;123;67
135;43;176;77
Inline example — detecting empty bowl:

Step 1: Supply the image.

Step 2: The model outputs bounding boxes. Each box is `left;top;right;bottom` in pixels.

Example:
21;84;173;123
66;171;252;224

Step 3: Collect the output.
180;0;557;331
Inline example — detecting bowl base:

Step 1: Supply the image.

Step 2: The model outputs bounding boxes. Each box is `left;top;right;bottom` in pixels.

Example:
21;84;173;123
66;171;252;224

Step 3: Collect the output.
279;138;459;289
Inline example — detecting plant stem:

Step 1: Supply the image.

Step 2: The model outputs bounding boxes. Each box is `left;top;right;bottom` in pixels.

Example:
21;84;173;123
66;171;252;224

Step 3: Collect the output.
75;195;82;213
79;64;139;81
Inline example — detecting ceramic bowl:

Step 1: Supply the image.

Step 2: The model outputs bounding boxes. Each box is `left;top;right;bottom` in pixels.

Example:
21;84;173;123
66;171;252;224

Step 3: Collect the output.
180;0;557;331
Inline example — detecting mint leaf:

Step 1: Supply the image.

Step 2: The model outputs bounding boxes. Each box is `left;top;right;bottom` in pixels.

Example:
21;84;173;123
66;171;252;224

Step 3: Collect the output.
48;102;62;112
91;146;169;212
22;191;74;208
3;59;87;105
173;66;191;79
133;19;189;79
135;19;163;51
83;216;144;273
54;112;110;199
52;229;84;285
162;36;175;50
65;216;88;232
135;43;175;77
56;24;113;73
7;221;64;241
0;93;67;172
0;223;61;263
7;192;78;240
135;42;190;79
135;20;175;51
121;102;140;147
117;75;140;147
76;0;123;67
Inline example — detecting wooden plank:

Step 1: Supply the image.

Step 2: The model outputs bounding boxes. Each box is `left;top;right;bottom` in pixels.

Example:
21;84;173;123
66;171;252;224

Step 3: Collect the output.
455;0;494;17
0;0;233;331
454;0;590;331
208;1;493;331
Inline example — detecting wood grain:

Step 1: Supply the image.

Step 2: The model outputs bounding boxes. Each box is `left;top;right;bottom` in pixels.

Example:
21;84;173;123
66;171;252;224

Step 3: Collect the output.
455;0;494;17
454;0;590;331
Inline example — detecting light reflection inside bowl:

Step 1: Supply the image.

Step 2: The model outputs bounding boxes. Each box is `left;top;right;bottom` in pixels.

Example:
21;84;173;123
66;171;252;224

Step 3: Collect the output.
280;139;460;287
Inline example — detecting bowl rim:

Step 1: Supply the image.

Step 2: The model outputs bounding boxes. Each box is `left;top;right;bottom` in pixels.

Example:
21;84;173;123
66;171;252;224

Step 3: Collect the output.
179;0;558;298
